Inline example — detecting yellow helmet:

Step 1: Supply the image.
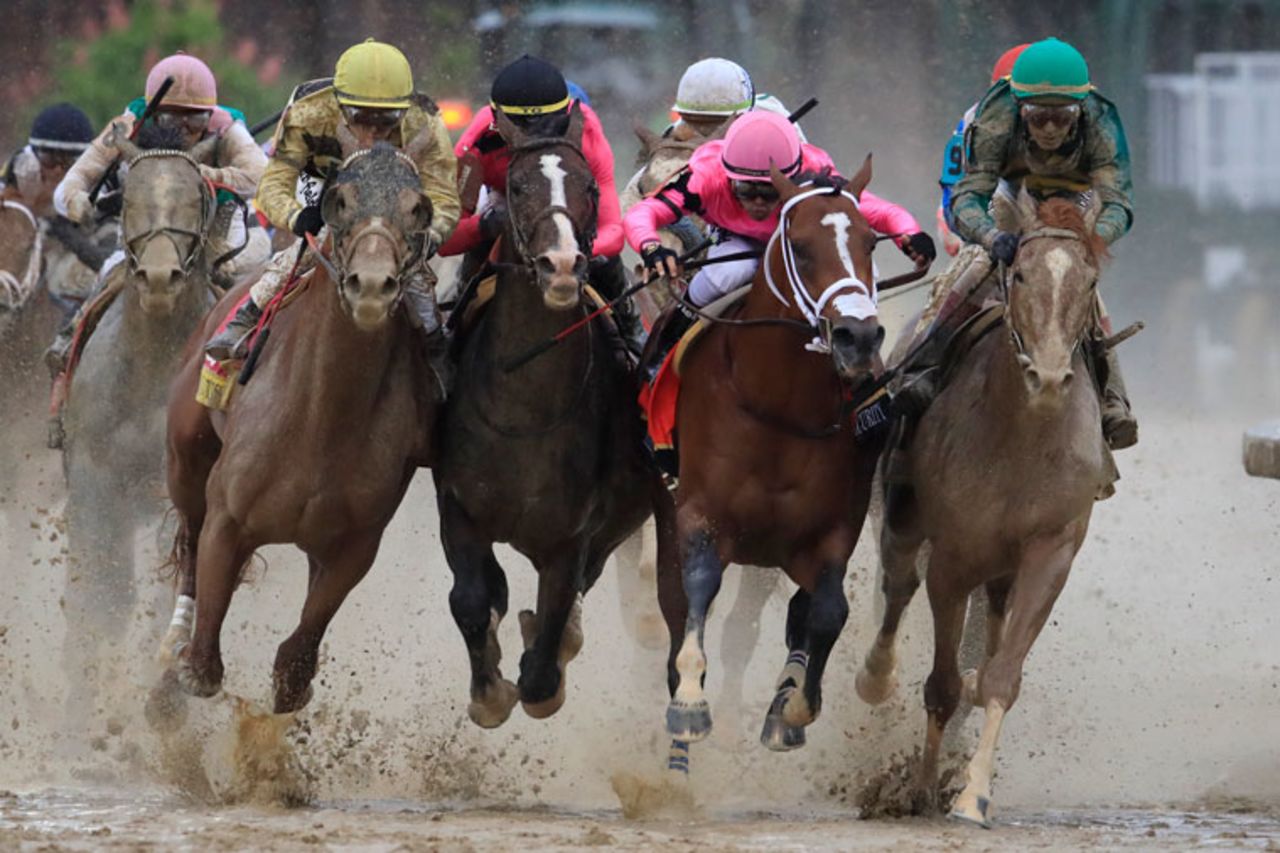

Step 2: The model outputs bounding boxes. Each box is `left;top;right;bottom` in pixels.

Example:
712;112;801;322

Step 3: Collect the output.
333;39;413;109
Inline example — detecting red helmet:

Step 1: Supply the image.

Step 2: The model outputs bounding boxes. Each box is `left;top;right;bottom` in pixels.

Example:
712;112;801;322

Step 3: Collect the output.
992;44;1032;83
721;111;802;183
146;53;217;110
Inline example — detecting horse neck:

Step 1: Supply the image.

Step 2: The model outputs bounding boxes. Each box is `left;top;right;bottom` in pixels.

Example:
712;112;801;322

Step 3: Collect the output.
478;250;591;411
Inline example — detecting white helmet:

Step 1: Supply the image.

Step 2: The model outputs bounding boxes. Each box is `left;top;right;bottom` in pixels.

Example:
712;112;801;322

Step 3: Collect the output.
673;58;754;117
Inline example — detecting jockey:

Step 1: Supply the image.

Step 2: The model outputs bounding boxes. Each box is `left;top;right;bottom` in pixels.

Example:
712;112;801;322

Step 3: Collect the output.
667;57;808;141
206;39;460;390
45;53;270;374
625;110;932;311
438;55;640;353
2;103;95;218
904;37;1138;450
937;44;1029;256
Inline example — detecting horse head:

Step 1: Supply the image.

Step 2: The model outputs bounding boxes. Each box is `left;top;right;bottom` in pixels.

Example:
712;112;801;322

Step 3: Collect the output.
321;125;434;331
494;105;599;310
1005;187;1105;406
113;122;218;315
633;123;702;196
767;156;884;384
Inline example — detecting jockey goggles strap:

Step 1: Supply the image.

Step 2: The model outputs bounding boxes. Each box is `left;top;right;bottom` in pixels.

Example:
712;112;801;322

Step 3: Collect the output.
763;187;878;328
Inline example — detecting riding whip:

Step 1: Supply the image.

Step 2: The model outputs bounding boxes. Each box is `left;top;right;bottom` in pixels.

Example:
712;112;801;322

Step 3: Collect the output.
89;75;174;205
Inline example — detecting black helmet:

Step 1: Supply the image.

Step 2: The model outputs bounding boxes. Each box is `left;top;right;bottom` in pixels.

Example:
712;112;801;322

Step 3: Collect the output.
30;103;94;152
490;55;569;117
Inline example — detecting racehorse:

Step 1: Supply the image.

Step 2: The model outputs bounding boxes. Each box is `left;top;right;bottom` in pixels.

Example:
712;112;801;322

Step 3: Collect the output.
162;131;441;715
658;161;889;764
433;106;655;727
59;127;220;707
854;191;1114;827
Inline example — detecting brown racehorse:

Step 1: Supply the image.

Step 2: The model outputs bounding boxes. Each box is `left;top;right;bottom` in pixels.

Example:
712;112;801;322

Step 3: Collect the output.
658;162;890;766
433;106;655;727
855;192;1114;827
159;132;440;715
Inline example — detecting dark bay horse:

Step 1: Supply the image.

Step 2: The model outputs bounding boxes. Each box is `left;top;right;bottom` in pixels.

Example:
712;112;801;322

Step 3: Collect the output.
433;106;655;727
60;129;220;707
855;192;1113;827
660;162;889;762
163;134;439;714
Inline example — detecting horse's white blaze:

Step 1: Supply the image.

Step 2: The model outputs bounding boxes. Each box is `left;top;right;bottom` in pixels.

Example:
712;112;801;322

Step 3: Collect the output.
539;153;578;255
821;212;857;279
1045;246;1071;317
819;211;876;320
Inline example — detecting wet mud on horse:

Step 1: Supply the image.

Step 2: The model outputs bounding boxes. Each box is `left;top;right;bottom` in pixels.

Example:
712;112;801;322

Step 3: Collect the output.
59;129;221;713
433;106;656;727
855;192;1115;827
161;133;440;717
658;162;893;772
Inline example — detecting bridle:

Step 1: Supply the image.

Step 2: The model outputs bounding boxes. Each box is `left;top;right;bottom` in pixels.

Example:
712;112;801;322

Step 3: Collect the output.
503;136;598;272
998;224;1094;363
120;149;214;278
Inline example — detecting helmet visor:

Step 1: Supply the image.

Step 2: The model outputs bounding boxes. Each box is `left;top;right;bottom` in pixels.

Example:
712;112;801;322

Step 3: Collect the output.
731;180;780;203
1019;102;1081;132
154;109;212;134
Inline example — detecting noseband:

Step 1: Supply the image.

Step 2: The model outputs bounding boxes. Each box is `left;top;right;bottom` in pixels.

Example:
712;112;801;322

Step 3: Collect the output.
999;225;1092;361
504;136;598;270
120;149;214;277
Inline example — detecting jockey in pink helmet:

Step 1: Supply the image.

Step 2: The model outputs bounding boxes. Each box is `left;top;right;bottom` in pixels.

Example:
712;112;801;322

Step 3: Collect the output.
625;110;932;306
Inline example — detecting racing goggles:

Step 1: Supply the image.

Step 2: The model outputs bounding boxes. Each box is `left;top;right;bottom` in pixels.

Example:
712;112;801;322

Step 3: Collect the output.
731;181;780;203
1020;102;1081;132
34;148;80;169
341;105;406;130
154;109;212;133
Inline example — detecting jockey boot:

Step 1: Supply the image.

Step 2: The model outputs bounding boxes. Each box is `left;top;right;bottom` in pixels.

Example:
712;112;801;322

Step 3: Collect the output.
403;270;453;400
1101;347;1138;450
205;299;263;362
612;294;647;360
642;307;694;383
44;321;75;380
589;255;646;358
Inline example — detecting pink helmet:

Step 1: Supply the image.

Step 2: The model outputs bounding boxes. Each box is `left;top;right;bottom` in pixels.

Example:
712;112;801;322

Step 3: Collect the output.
145;53;217;110
721;110;802;182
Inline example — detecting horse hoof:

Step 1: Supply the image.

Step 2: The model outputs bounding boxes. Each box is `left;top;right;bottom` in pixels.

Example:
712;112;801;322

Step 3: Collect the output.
666;699;712;742
948;790;993;829
759;711;806;752
273;684;314;715
176;658;222;699
781;689;817;729
468;679;519;728
144;671;188;732
855;666;898;706
521;680;566;720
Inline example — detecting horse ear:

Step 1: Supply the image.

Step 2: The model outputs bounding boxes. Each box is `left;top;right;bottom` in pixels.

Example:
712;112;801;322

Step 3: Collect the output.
404;122;436;163
565;104;585;148
769;162;801;203
321;182;355;230
110;122;140;163
634;122;661;157
188;132;221;165
846;153;873;200
335;121;361;160
492;108;524;147
1016;184;1039;226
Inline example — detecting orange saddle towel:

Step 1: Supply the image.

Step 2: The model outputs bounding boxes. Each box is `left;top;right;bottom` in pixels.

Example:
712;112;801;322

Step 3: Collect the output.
637;319;707;460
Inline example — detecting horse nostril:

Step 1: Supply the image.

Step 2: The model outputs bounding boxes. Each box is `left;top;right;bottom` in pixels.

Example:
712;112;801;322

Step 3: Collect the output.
536;256;557;277
1062;370;1074;389
831;326;856;349
382;276;397;296
573;253;588;277
1024;366;1042;393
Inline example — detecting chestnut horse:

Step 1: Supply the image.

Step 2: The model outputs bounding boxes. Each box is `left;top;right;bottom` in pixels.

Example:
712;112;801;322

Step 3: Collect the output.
433;106;655;727
659;162;889;765
855;192;1114;827
161;134;439;715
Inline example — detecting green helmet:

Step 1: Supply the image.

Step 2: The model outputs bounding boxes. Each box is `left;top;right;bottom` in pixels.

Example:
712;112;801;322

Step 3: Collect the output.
1010;38;1091;100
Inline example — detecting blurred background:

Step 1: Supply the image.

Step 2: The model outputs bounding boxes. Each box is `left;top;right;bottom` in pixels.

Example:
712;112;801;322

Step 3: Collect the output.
4;0;1280;414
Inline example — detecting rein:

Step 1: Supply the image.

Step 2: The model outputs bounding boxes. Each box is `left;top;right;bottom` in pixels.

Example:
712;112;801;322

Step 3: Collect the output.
120;149;214;277
0;200;42;310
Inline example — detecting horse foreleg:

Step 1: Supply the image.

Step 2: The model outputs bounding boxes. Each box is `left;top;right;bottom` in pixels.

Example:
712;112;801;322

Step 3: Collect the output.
177;512;251;699
518;549;584;719
652;488;694;778
915;554;970;816
761;587;810;751
950;533;1078;829
158;515;200;666
439;494;517;729
856;483;923;706
780;563;848;736
962;576;1012;707
665;526;724;743
614;521;667;651
719;566;777;728
272;536;378;714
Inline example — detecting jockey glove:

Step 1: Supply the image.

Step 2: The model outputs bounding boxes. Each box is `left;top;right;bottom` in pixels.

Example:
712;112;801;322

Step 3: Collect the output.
292;204;324;238
479;205;508;242
990;231;1020;266
95;191;123;219
641;243;680;279
902;232;936;264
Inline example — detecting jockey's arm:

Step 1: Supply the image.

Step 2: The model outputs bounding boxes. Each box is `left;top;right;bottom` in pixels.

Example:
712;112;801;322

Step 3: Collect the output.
949;94;1014;249
254;120;309;233
436;111;491;257
53;112;133;224
859;190;922;245
409;116;461;249
1086;103;1134;245
583;111;624;257
622;186;685;255
199;121;267;198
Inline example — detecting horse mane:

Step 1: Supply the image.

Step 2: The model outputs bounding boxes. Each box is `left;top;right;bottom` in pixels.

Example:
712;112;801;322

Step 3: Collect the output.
793;167;846;194
135;123;188;151
1036;197;1109;263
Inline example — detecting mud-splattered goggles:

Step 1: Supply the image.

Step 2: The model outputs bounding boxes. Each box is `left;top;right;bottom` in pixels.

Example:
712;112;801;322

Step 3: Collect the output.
731;181;780;203
33;148;80;169
154;109;212;133
341;106;406;129
1020;102;1081;131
